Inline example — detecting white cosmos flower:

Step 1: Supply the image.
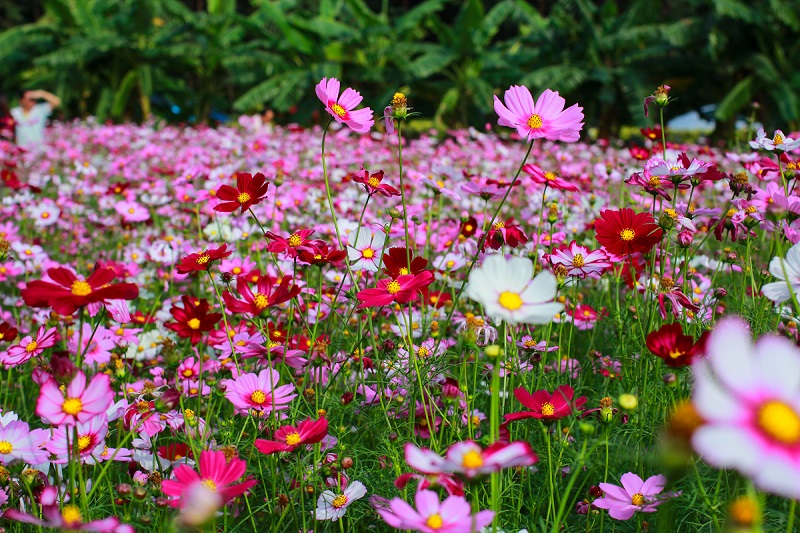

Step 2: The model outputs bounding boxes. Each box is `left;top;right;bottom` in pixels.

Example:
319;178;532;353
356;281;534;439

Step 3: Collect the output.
762;242;800;304
467;254;562;325
347;229;385;272
315;480;366;521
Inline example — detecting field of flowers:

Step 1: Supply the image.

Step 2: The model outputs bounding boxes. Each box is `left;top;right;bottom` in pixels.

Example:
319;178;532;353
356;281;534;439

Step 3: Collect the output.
0;80;797;532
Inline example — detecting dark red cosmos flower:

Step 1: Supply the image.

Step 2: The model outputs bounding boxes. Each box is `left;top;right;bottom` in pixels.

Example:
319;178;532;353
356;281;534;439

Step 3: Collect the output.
460;216;478;239
298;242;347;266
130;311;157;325
21;267;139;316
0;322;18;344
264;229;323;259
350;168;400;197
594;208;663;256
505;385;587;423
646;323;709;367
214;172;270;214
357;271;435;308
165;295;222;345
176;244;232;274
422;288;452;309
641;125;662;142
382;247;428;278
629;145;650;161
222;274;301;316
254;418;329;455
484;217;529;251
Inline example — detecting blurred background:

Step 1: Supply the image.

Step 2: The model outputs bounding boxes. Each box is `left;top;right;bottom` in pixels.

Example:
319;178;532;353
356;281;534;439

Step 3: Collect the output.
0;0;798;137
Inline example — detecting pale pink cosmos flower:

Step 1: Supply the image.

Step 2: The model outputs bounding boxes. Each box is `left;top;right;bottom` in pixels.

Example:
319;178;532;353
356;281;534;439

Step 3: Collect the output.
375;489;494;532
46;414;109;464
547;241;611;279
36;371;114;426
0;419;49;464
692;316;800;499
114;200;150;222
221;368;297;416
493;85;584;142
315;480;367;521
404;440;537;479
1;325;57;367
593;472;672;520
315;77;374;133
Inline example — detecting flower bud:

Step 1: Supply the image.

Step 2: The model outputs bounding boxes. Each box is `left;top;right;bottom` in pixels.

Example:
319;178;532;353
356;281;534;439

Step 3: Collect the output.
653;85;671;106
677;230;693;247
341;457;354;469
116;483;132;497
50;352;77;383
155;388;181;413
663;373;677;387
714;287;728;299
484;344;502;358
618;393;638;411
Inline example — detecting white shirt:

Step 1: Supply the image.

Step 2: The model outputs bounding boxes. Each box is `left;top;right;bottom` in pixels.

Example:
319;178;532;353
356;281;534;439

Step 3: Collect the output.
11;103;52;148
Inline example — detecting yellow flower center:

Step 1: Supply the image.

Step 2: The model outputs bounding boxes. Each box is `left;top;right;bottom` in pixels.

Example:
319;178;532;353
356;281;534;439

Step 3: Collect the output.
61;505;82;525
387;281;401;294
493;221;505;230
631;493;645;506
461;450;484;469
774;133;784;145
619;228;635;241
25;341;38;353
237;192;251;204
745;206;757;214
368;176;380;187
527;113;543;129
253;293;269;310
498;291;523;310
78;435;92;451
288;233;302;247
202;479;217;491
0;441;12;454
544;171;557;181
648;175;661;187
71;280;92;297
196;254;210;265
572;254;585;268
758;400;800;444
362;248;375;259
541;402;555;416
187;318;201;330
332;494;348;508
660;276;675;292
426;514;444;529
417;346;429;357
668;349;684;359
285;432;301;446
330;103;347;118
251;390;267;404
62;397;83;416
664;208;677;219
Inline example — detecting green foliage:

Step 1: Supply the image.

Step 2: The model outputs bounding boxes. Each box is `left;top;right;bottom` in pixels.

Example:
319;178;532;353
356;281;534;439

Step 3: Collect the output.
0;0;798;130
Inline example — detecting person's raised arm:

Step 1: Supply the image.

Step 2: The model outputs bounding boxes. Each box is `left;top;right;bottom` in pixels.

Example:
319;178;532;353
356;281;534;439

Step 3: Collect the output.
29;90;61;109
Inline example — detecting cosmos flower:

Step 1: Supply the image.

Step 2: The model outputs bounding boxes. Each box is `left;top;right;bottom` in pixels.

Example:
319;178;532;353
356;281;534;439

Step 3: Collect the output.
375;489;494;533
1;325;57;367
493;85;584;142
357;271;434;308
646;323;708;367
750;128;800;152
165;295;222;345
222;274;301;316
505;385;587;423
762;242;800;304
254;418;329;455
522;163;579;191
214;172;270;214
316;77;374;133
467;254;562;325
348;229;386;272
594;208;663;256
36;371;113;426
176;244;232;274
0;419;49;464
350;168;400;197
547;241;611;279
316;481;367;521
221;368;297;416
162;449;257;506
592;473;673;520
404;440;537;479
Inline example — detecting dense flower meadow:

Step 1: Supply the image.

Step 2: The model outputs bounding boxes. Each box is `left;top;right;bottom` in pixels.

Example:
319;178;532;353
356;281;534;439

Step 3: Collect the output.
0;80;799;532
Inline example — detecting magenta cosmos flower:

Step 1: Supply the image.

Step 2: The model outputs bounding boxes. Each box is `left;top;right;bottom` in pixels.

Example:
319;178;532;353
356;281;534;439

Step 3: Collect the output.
692;316;800;499
36;371;113;426
1;325;57;367
162;449;257;506
493;86;584;142
547;241;611;279
221;368;297;416
376;489;494;533
316;77;374;133
593;473;671;520
404;440;537;479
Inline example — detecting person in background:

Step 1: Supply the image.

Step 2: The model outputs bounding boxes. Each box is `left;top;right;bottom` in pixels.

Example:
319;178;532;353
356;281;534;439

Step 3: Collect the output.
11;89;61;149
0;94;14;142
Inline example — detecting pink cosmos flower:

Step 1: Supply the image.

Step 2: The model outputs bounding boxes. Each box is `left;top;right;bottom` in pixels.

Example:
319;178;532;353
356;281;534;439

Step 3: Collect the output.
161;449;257;506
375;489;494;532
692;316;800;499
315;77;374;133
547;241;611;279
221;368;297;416
522;163;579;191
315;480;367;521
1;325;57;367
46;414;108;464
254;418;329;455
493;86;584;142
114;200;150;222
36;371;113;426
0;419;49;464
404;440;537;479
592;473;671;520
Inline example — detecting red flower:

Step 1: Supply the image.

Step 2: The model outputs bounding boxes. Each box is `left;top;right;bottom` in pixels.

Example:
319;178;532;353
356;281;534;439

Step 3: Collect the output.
629;145;650;160
460;217;479;239
357;271;434;308
254;418;329;455
21;267;139;316
484;217;529;250
176;244;232;274
222;274;301;316
505;385;587;423
350;168;400;197
214;172;270;214
264;229;323;259
0;322;18;344
297;242;347;266
594;208;662;256
641;125;662;142
382;247;428;278
166;295;222;345
646;323;708;367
